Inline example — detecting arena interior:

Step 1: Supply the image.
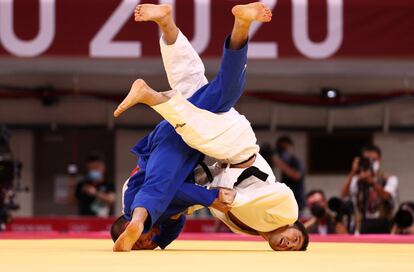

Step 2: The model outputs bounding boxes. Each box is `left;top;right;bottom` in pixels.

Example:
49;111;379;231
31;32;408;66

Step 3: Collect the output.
0;0;414;271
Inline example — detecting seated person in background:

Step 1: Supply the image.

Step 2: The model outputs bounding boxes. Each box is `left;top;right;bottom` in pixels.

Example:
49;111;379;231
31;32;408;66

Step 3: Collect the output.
305;190;348;234
273;136;306;215
341;144;398;234
75;154;115;217
391;201;414;235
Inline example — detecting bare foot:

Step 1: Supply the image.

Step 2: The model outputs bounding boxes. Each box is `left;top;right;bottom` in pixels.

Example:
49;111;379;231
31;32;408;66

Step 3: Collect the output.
134;4;172;24
114;79;155;118
232;2;272;24
113;221;144;252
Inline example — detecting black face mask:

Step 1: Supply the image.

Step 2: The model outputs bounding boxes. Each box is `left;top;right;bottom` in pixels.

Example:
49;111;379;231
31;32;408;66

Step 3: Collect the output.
310;204;326;218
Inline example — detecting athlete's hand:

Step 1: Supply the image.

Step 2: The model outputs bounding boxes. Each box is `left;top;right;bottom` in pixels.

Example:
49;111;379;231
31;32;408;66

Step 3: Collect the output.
210;198;231;213
218;188;236;205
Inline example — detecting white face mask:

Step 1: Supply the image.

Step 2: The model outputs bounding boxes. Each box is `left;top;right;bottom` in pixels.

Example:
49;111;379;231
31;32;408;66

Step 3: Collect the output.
372;160;380;172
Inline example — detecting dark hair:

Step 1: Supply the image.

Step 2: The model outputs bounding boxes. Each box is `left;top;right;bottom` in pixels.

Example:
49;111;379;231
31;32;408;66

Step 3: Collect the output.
259;143;274;166
293;221;309;251
110;216;128;242
86;153;105;164
306;189;326;200
276;136;294;149
361;144;382;158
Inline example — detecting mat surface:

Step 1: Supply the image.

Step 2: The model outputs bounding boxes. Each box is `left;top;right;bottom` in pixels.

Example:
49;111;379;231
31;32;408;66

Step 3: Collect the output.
1;239;413;272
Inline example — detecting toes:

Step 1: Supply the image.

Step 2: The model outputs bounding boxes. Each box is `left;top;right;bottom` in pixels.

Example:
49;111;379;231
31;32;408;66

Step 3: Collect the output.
119;103;127;111
135;15;144;21
114;105;126;117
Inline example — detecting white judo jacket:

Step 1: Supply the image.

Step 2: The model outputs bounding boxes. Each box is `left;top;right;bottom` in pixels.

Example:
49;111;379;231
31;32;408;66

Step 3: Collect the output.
207;154;299;234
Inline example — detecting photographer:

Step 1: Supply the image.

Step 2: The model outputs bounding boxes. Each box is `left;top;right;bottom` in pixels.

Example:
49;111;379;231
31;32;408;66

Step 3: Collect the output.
341;145;398;233
305;190;348;234
75;154;115;217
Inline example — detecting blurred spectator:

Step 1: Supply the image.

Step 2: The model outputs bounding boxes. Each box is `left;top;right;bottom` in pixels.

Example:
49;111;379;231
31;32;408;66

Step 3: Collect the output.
305;190;348;234
273;136;306;213
391;202;414;234
75;154;115;217
259;142;274;167
341;144;398;233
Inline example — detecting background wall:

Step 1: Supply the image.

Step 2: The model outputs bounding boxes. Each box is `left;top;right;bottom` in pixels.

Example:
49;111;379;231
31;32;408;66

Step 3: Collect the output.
9;130;33;216
9;124;414;217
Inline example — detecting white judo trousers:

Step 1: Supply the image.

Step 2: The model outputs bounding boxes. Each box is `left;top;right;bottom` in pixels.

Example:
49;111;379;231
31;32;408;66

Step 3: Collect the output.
155;32;260;165
157;31;275;183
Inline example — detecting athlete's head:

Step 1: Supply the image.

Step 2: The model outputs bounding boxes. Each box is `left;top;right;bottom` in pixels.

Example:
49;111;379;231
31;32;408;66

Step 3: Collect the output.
265;221;309;251
110;216;159;250
110;216;128;242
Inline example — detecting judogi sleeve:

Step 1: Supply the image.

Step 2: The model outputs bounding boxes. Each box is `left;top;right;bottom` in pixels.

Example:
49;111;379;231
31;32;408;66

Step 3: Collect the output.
152;216;186;249
129;134;201;231
153;184;219;249
171;182;219;208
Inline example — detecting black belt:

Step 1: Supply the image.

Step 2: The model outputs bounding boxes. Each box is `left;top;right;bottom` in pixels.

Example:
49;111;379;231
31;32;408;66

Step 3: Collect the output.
234;166;269;187
221;154;256;168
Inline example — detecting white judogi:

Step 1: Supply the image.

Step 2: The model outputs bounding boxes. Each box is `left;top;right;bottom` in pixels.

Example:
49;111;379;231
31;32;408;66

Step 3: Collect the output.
152;93;259;164
210;181;298;234
160;31;208;99
158;31;298;232
157;31;259;165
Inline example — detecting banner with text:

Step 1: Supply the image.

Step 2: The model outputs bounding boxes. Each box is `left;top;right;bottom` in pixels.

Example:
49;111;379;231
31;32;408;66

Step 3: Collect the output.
0;0;413;59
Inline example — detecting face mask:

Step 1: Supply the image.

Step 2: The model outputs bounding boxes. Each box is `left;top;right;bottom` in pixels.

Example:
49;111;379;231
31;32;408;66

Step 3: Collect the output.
310;204;326;218
88;170;103;182
372;160;380;172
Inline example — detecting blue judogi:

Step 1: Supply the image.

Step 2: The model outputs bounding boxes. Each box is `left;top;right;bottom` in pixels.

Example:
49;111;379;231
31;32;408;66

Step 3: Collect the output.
148;182;219;249
122;37;248;248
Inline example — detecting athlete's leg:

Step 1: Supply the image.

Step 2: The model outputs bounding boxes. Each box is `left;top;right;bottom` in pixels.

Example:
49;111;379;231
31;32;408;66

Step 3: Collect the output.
135;4;208;98
187;2;272;113
114;3;272;117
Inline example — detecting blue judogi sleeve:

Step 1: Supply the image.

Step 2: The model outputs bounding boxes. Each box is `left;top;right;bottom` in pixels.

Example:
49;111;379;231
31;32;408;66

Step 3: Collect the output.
152;215;186;249
188;37;248;113
152;183;219;249
129;132;201;231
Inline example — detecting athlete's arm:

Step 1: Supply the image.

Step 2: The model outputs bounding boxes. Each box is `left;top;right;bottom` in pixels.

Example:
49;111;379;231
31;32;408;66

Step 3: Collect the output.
129;134;201;231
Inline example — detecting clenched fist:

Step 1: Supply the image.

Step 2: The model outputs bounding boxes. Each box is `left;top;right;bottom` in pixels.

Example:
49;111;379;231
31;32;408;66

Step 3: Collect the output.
218;188;236;205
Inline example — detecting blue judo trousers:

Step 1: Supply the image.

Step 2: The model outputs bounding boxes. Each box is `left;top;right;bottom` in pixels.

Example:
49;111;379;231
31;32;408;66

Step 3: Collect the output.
122;37;248;249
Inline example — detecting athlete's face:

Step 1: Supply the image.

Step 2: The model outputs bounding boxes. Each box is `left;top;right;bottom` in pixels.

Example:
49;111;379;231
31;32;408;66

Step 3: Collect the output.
267;225;304;251
131;227;160;250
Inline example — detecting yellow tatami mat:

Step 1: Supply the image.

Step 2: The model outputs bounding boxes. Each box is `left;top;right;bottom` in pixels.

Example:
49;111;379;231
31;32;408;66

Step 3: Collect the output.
1;239;413;272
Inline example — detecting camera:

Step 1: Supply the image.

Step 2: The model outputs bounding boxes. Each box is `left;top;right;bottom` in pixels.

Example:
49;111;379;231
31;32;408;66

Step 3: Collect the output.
357;157;373;174
328;197;354;222
328;197;354;232
0;126;24;231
